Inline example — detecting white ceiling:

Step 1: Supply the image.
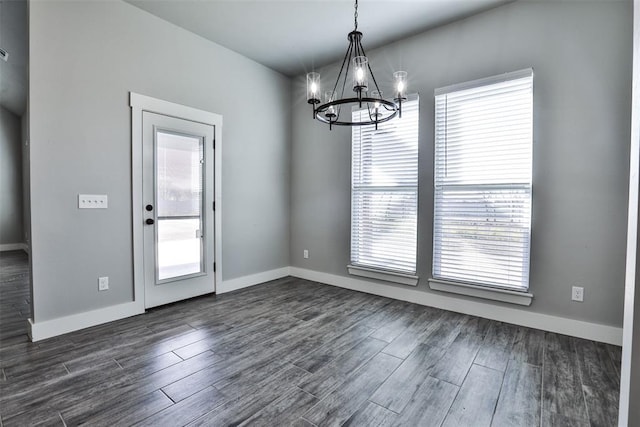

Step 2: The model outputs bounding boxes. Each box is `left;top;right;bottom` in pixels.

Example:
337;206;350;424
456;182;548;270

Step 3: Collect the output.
0;0;28;116
0;0;512;116
125;0;512;77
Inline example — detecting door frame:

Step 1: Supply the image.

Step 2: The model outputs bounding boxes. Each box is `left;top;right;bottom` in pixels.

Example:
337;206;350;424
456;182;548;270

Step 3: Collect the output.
130;92;223;310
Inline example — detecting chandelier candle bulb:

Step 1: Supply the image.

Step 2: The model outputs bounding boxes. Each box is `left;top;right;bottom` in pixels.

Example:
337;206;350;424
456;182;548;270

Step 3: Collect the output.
394;71;407;99
325;91;337;119
370;90;383;130
353;56;369;93
306;72;321;103
371;91;382;117
394;71;408;118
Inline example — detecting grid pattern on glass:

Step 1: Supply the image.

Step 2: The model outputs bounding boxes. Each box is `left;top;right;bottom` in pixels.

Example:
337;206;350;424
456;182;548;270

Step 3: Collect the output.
156;130;204;282
433;71;533;291
351;96;419;274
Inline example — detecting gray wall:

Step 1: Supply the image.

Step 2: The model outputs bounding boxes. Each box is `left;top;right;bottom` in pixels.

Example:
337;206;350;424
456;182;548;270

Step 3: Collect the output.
291;0;632;328
29;0;291;322
0;106;24;245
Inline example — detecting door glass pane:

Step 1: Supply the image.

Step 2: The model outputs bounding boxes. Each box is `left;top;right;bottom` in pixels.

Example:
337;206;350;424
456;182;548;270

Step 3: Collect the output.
156;130;204;281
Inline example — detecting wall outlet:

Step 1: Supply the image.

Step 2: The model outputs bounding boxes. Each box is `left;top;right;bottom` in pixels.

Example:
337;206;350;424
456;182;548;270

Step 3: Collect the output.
79;194;108;209
571;286;584;302
98;276;109;291
303;249;309;259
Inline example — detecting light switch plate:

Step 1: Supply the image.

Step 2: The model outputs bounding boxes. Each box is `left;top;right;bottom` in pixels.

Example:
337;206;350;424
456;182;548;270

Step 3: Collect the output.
79;194;108;209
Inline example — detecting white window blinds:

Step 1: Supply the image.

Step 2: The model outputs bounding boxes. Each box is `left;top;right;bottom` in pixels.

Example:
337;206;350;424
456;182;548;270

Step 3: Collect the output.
351;96;419;274
433;70;533;291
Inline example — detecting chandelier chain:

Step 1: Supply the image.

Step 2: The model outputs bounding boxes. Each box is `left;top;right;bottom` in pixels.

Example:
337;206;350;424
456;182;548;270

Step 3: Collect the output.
354;0;358;30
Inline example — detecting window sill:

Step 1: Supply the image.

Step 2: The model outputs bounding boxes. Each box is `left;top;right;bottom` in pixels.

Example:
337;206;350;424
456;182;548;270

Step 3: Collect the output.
348;264;419;286
428;278;533;306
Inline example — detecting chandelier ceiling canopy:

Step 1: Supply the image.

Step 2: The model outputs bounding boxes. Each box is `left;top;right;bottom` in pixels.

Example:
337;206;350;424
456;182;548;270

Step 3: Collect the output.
306;0;407;130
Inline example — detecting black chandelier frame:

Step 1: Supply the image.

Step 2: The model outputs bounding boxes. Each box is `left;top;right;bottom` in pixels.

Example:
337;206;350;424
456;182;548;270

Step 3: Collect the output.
307;1;406;130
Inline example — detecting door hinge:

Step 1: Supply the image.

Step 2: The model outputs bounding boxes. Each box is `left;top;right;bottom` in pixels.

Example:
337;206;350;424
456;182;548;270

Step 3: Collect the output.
213;139;215;150
213;262;216;272
213;201;215;211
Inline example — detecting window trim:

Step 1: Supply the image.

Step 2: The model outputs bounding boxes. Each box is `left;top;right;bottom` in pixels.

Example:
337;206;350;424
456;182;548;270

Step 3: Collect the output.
348;264;419;286
428;278;533;306
434;68;533;97
348;94;420;284
431;69;534;301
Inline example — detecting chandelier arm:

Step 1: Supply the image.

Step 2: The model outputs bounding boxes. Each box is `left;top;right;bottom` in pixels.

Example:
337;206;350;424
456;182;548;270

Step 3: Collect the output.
331;38;354;99
368;62;382;94
325;40;353;123
358;41;383;95
352;39;365;109
340;41;354;100
355;40;374;112
337;41;354;122
355;38;365;65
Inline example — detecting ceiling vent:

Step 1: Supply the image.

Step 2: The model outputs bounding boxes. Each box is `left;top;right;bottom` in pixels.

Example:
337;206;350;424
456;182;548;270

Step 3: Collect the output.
0;48;8;62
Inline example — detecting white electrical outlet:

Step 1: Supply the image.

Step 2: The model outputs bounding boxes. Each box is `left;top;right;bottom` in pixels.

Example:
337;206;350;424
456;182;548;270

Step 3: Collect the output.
79;194;108;209
572;286;584;302
303;249;309;259
98;276;109;291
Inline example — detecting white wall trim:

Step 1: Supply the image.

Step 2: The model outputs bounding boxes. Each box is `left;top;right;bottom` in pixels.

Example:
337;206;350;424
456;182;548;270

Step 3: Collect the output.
428;278;533;306
218;267;291;294
290;267;623;346
27;301;144;342
619;0;640;423
24;265;623;345
348;264;418;286
129;92;223;308
0;243;28;252
26;265;290;341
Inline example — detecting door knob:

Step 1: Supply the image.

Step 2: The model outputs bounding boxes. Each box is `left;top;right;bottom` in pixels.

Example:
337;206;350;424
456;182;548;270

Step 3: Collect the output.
146;204;153;211
145;218;155;225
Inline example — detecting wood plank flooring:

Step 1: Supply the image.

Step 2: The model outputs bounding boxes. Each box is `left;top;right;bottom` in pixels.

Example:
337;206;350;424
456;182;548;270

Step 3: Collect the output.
0;250;622;426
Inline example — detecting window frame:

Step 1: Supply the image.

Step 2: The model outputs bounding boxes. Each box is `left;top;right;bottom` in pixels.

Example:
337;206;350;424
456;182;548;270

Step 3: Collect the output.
348;94;420;286
430;69;534;304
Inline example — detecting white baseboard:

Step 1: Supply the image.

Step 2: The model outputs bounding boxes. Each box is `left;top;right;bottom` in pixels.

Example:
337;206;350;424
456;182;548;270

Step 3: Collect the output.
26;265;622;346
289;267;623;346
28;301;144;342
26;266;291;341
0;243;28;252
218;267;291;294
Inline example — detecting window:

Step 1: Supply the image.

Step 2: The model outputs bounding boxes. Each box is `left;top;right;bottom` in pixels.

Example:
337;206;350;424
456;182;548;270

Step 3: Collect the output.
349;95;419;285
432;70;533;293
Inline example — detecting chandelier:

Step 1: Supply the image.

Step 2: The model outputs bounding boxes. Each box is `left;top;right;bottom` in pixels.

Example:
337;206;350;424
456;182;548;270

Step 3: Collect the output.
306;0;407;130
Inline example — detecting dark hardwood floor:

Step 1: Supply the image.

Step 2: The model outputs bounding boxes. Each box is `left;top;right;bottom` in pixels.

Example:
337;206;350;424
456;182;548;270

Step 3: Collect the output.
0;250;621;426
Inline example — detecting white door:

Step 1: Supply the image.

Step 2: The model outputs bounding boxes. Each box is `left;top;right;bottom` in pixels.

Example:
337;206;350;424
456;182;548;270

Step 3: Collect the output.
142;112;215;308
